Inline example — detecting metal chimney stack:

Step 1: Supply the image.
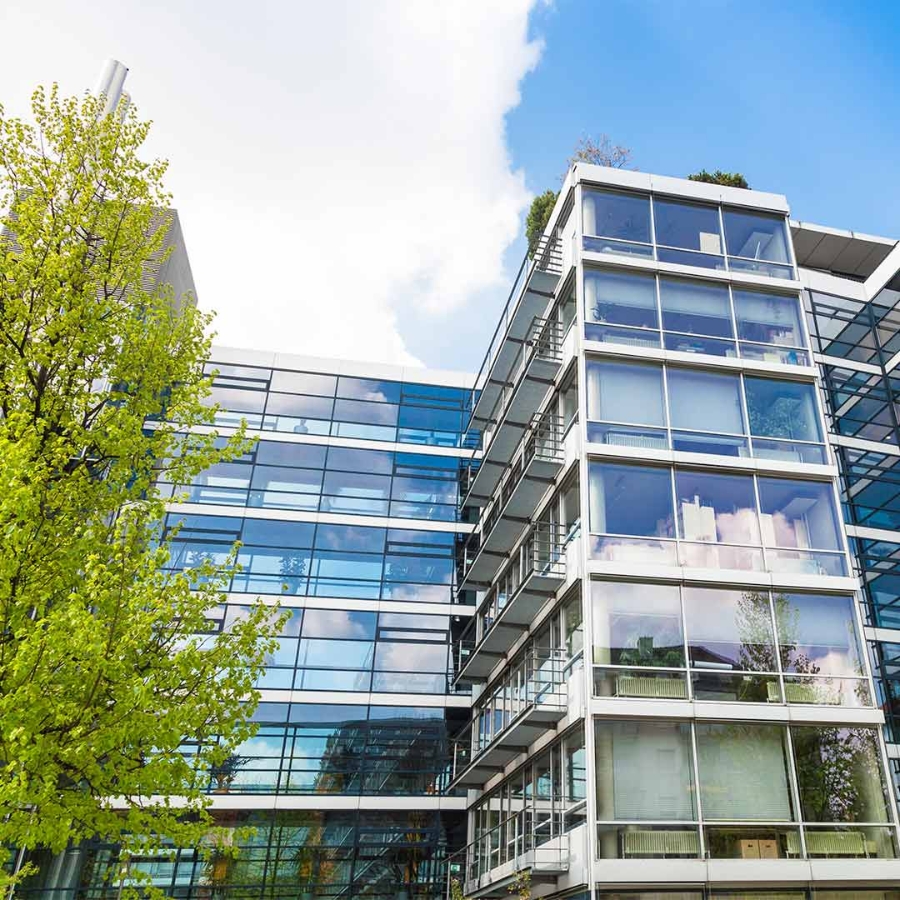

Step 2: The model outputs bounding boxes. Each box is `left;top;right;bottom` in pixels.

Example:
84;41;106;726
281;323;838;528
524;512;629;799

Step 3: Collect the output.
94;58;130;116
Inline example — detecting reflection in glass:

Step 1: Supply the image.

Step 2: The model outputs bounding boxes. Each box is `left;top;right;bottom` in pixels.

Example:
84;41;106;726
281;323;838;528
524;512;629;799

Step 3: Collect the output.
659;277;733;339
734;290;803;348
582;189;652;249
757;478;842;551
675;470;760;545
723;209;792;270
775;593;863;676
592;581;684;668
584;269;658;331
791;726;890;823
589;462;675;538
683;587;775;671
653;198;723;266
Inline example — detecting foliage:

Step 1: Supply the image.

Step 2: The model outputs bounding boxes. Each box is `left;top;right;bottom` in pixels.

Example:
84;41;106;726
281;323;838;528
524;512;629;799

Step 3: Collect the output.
564;134;633;178
450;875;469;900
525;189;558;258
617;635;684;669
0;86;283;893
687;169;749;189
508;868;531;900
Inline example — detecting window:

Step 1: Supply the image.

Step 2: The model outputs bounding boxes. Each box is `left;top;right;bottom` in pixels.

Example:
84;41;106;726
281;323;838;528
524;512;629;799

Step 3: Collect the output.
667;369;746;456
653;199;724;269
723;208;793;278
734;289;806;363
589;462;676;565
745;376;824;463
582;189;652;257
695;723;794;821
660;277;735;356
791;726;891;823
584;268;658;337
757;477;845;576
775;593;863;677
585;359;666;447
594;720;696;820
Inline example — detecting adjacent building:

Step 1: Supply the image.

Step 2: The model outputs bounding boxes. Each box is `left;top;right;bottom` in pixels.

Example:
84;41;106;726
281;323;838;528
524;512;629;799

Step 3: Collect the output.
14;163;900;900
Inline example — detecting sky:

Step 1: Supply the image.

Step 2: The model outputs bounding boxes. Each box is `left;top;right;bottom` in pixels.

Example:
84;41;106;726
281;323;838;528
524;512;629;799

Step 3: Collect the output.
1;0;898;375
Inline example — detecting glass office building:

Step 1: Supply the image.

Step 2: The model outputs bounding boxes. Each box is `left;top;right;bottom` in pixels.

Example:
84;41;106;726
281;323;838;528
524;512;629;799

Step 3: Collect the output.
15;167;900;899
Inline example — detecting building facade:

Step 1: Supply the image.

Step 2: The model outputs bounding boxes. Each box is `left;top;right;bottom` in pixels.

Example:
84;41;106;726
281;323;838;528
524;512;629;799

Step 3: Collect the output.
446;165;900;900
13;165;900;900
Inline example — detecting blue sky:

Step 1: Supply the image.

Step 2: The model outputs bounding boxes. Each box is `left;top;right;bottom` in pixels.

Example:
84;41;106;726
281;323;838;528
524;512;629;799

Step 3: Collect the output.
511;0;900;235
408;0;900;370
1;1;897;375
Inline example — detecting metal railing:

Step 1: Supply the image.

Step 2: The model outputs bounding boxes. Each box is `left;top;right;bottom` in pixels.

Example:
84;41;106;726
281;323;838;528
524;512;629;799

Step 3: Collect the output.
480;315;564;434
448;647;567;783
446;810;569;898
465;235;564;428
465;412;564;547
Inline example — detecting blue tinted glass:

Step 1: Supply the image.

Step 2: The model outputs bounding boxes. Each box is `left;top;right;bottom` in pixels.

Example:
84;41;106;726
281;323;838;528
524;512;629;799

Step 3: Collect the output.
301;609;377;639
589;462;674;537
326;446;394;473
659;277;733;338
255;441;327;468
584;269;658;329
723;209;790;264
398;405;462;433
288;704;369;724
401;383;466;407
337;377;402;403
395;452;458;473
757;478;842;551
265;393;334;419
298;638;374;668
745;377;822;442
165;513;242;538
314;524;385;552
653;199;722;254
387;528;455;548
582;189;651;243
242;519;316;548
333;398;398;426
269;371;336;396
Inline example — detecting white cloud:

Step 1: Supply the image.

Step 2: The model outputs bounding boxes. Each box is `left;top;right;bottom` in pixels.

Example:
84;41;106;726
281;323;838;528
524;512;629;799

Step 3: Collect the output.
0;0;544;367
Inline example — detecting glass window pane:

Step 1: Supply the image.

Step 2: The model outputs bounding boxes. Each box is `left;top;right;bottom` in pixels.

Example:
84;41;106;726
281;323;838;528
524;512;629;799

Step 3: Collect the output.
675;470;760;544
584;269;658;330
336;377;402;403
589;462;674;538
265;392;334;420
582;189;651;243
326;446;394;474
683;587;775;671
791;726;890;823
723;209;790;263
696;723;794;821
592;581;684;668
659;278;733;339
745;377;822;442
586;359;665;426
594;720;696;820
301;609;376;639
775;593;863;676
270;371;337;396
256;441;328;468
653;199;722;254
757;478;842;550
667;369;744;434
332;398;399;426
734;290;804;348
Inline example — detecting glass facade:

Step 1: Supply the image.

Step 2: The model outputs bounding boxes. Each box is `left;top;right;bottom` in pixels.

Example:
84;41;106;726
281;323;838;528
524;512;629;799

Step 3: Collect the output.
582;187;795;278
584;268;808;364
15;359;474;899
18;172;900;899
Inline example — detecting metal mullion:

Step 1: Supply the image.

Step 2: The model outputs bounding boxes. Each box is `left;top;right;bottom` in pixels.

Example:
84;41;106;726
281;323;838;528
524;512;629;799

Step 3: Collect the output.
660;362;673;449
725;280;740;352
736;370;753;455
688;722;705;858
678;584;693;700
782;725;808;858
766;586;786;704
648;194;658;258
718;205;729;273
750;472;768;573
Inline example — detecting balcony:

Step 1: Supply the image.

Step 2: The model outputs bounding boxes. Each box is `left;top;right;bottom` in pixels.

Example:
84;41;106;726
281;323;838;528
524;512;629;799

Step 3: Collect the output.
447;811;570;899
465;317;564;508
467;236;564;435
456;525;567;682
448;648;567;790
461;417;565;589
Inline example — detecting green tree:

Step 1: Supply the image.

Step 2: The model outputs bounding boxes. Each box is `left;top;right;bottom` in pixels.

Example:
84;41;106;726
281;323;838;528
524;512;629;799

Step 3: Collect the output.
0;86;281;893
525;189;558;258
687;169;749;189
526;134;634;258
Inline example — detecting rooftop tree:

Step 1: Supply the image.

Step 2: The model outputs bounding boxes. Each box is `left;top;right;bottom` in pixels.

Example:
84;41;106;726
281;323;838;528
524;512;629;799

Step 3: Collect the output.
687;169;749;188
0;86;281;895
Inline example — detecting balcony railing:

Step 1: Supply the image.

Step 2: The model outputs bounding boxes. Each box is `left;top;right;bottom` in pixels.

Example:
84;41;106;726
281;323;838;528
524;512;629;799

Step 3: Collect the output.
457;524;568;682
466;235;564;431
448;648;567;790
447;810;569;899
